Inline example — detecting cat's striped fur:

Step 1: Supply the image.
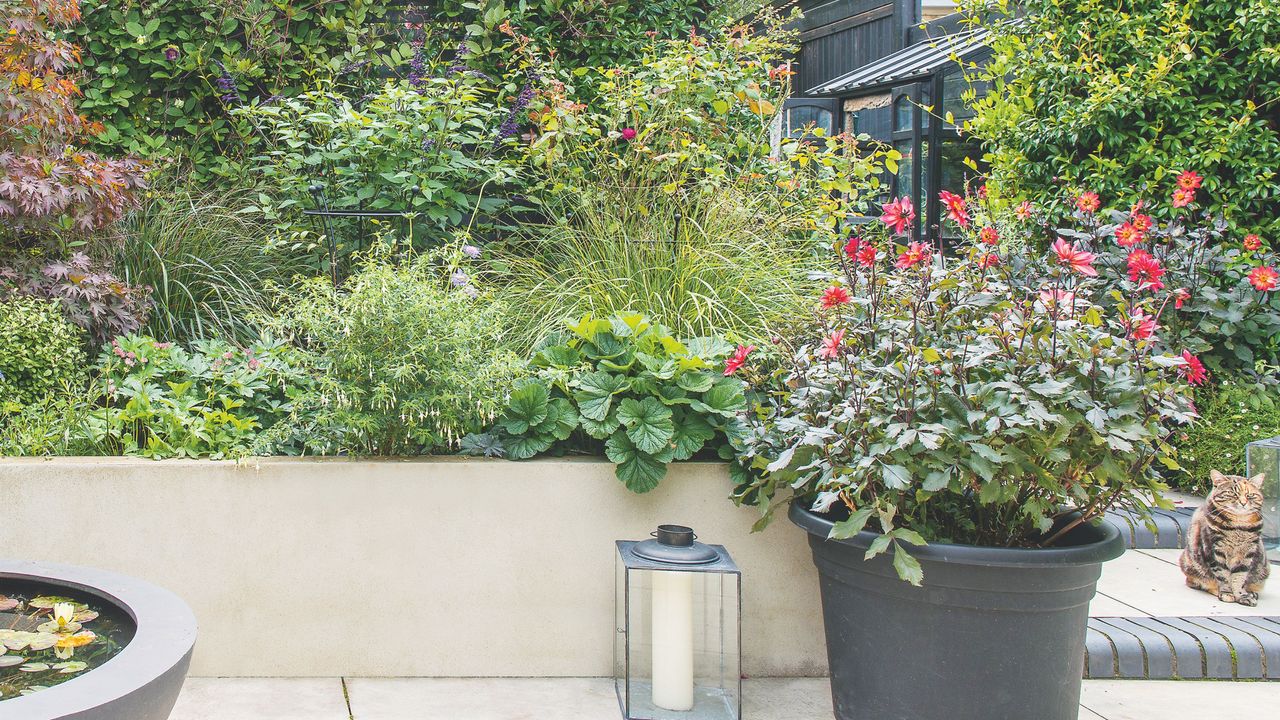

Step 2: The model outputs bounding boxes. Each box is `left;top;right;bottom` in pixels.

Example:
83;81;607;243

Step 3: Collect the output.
1179;470;1269;606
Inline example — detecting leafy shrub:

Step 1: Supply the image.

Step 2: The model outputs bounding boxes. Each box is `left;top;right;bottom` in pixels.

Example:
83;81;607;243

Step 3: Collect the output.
0;392;100;457
465;314;751;493
1;0;145;241
733;198;1196;583
69;0;713;182
98;188;301;344
69;0;396;182
1175;382;1280;495
239;74;527;267
83;334;314;459
965;0;1280;239
263;246;519;455
1;252;152;348
947;175;1280;379
493;13;887;348
0;295;87;406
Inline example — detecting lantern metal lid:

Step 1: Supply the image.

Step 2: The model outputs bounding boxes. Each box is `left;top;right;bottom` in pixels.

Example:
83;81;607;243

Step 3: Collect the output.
630;524;721;565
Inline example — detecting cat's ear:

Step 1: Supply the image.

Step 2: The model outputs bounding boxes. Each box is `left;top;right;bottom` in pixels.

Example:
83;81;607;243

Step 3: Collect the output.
1210;469;1230;487
1247;473;1266;490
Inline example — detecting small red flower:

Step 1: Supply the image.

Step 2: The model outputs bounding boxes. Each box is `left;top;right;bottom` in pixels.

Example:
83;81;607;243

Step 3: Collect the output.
1075;191;1101;214
938;190;969;228
1176;170;1203;191
880;197;916;235
977;252;1000;269
1177;350;1207;386
1172;187;1195;208
1249;266;1279;292
1130;212;1153;234
1115;222;1144;247
1173;287;1190;309
978;226;999;246
821;285;852;309
817;329;846;360
1126;249;1166;291
621;127;637;140
977;184;989;200
1050;238;1098;277
843;236;878;267
1128;309;1158;341
1244;234;1262;251
895;241;931;270
1015;201;1033;220
723;344;756;376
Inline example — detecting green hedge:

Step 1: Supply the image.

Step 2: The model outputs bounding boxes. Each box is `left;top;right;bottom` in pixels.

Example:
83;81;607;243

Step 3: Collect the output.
0;296;87;407
968;0;1280;240
1175;382;1280;494
72;0;709;183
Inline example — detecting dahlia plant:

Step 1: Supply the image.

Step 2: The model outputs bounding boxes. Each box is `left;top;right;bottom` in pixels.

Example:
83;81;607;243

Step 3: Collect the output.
733;196;1199;583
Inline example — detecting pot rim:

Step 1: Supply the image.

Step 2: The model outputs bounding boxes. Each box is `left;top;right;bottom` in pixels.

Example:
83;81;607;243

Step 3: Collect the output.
0;559;196;719
789;502;1125;568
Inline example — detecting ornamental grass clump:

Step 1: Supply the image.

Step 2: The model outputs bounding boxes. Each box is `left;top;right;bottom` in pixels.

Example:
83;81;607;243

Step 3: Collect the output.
734;197;1199;583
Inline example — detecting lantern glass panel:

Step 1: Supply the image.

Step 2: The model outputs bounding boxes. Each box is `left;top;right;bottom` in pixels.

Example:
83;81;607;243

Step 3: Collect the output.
615;542;741;720
1245;436;1280;563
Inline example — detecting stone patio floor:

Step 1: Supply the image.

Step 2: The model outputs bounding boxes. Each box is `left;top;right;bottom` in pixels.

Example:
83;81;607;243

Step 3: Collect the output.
170;545;1279;719
169;676;1279;720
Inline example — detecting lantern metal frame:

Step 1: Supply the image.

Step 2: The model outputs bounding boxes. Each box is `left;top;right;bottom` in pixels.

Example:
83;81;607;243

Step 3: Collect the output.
614;538;742;720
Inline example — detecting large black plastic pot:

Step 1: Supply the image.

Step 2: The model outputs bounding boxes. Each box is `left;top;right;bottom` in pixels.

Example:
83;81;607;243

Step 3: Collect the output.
790;503;1124;720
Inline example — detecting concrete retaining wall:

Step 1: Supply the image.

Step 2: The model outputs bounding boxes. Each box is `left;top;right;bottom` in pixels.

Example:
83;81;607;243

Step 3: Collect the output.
0;457;827;678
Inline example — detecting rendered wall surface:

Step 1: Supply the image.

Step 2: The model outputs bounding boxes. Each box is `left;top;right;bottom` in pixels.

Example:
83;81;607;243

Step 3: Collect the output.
0;457;828;678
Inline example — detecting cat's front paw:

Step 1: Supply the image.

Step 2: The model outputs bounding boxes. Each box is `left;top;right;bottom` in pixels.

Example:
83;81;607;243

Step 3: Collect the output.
1237;592;1259;607
1218;591;1238;603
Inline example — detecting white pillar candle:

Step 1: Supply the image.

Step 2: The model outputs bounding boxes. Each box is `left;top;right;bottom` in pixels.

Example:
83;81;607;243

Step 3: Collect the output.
651;570;694;711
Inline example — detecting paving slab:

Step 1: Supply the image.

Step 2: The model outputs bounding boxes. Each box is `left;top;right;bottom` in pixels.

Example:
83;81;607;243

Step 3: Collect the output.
346;678;617;720
1089;592;1152;617
1080;679;1280;720
1096;549;1280;616
169;678;350;720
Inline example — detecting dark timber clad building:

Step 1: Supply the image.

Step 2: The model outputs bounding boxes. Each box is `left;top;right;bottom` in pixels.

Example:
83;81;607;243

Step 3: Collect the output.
782;1;992;241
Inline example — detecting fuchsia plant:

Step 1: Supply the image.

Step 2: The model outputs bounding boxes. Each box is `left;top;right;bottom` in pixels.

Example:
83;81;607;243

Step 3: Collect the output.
730;174;1278;583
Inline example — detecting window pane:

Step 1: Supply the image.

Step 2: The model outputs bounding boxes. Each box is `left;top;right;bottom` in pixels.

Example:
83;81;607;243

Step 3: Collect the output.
786;105;834;137
893;96;913;133
894;139;914;202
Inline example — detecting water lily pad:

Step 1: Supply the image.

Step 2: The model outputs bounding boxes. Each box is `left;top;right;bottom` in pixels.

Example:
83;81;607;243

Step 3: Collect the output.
28;633;59;651
19;685;48;695
0;597;18;612
53;661;87;674
27;597;86;611
73;610;99;623
19;663;50;672
0;656;24;667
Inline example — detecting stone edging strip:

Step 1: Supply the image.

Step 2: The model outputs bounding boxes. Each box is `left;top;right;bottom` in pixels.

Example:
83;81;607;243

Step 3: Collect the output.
1085;616;1280;679
1102;507;1195;550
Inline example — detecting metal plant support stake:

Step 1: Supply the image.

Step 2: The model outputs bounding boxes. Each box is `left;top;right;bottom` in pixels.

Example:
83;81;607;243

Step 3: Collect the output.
303;184;419;284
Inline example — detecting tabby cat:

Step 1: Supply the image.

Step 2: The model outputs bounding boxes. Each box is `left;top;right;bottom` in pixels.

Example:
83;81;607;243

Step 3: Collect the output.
1179;470;1269;606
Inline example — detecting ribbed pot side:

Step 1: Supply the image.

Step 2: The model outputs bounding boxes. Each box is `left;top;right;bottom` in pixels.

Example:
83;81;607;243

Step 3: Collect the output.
790;503;1124;720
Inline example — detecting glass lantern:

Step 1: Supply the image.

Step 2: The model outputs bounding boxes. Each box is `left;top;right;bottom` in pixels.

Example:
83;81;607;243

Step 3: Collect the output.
1245;437;1280;563
615;525;741;720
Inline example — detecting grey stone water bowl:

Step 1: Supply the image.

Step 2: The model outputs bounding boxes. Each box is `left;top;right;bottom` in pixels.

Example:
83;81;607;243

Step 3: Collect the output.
0;560;196;720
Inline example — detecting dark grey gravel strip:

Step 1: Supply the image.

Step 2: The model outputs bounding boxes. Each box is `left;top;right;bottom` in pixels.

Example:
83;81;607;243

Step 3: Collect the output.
1085;616;1280;679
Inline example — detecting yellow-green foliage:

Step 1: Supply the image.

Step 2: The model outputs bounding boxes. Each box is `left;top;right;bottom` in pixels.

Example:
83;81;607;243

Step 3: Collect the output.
1176;382;1280;494
0;296;86;407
